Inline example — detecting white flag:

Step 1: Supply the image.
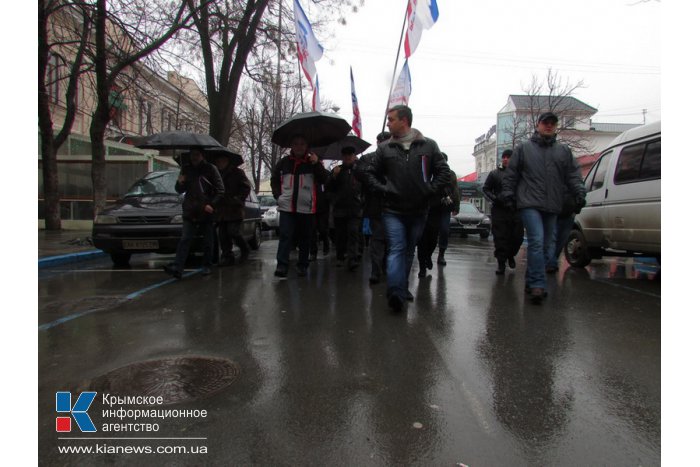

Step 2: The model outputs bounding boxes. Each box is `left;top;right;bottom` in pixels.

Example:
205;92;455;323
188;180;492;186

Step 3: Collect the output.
388;60;412;108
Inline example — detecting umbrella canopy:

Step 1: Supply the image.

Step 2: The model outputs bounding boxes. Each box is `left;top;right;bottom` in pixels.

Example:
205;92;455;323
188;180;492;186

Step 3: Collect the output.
136;131;224;150
312;135;371;160
272;111;351;148
203;147;244;167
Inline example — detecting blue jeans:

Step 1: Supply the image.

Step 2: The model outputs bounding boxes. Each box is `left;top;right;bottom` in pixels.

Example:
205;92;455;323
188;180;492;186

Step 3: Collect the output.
383;212;427;299
276;211;314;270
547;215;575;269
519;208;557;289
174;219;214;271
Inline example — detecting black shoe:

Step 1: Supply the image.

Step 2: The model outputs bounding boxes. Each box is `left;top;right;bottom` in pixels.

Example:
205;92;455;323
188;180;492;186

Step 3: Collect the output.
496;259;506;275
219;255;235;267
530;287;546;304
163;264;182;280
418;267;427;278
239;247;250;261
297;266;308;276
405;290;414;301
525;285;532;295
437;254;446;266
426;257;433;270
274;266;288;278
508;257;516;269
388;294;406;312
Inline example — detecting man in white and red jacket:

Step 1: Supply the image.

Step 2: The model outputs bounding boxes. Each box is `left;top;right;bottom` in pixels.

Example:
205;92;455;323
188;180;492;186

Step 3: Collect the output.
271;135;329;278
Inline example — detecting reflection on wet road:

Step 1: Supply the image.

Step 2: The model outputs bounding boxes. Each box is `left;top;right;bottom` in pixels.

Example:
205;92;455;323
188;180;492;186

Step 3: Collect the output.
38;236;660;465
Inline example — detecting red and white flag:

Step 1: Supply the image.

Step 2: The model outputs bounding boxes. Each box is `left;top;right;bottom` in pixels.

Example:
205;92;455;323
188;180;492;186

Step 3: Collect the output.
404;0;439;58
293;0;323;103
388;60;412;108
350;67;362;138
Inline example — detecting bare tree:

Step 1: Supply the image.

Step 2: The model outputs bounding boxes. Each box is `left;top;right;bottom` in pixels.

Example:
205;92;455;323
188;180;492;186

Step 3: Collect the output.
39;0;93;230
501;69;593;155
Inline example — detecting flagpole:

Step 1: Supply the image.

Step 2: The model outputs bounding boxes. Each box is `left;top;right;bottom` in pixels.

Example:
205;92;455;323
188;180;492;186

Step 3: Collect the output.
297;58;306;113
381;0;411;132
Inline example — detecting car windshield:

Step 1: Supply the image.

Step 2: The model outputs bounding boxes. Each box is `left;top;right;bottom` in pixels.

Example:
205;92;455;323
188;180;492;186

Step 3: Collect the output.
459;202;481;214
259;195;277;207
124;171;179;197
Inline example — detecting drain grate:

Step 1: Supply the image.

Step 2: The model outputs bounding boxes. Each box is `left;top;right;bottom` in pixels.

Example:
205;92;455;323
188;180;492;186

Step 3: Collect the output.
87;356;240;405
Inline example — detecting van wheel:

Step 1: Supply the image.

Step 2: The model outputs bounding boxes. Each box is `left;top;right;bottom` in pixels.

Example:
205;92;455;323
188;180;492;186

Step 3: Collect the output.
564;230;591;268
248;223;262;250
110;252;131;267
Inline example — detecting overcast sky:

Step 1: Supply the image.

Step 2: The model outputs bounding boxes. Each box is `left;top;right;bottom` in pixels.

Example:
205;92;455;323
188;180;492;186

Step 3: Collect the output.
308;0;661;177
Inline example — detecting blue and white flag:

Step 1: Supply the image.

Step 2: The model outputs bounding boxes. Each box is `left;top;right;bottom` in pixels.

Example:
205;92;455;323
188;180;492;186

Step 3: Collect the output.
293;0;324;89
404;0;439;58
312;74;320;111
388;60;412;108
350;67;362;138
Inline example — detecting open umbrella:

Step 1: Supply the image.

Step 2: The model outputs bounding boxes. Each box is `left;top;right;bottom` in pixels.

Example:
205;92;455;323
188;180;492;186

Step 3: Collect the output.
136;131;224;150
272;111;351;148
311;134;371;160
203;146;244;167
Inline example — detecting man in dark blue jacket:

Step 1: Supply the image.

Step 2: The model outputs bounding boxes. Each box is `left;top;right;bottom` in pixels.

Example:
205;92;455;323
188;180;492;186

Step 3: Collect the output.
501;112;586;303
363;105;451;312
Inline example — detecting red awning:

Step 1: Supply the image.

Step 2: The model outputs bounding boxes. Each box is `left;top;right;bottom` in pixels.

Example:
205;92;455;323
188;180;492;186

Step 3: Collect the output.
457;172;478;182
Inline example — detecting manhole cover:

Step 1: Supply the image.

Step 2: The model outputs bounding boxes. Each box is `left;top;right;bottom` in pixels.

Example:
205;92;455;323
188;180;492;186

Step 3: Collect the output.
87;356;240;405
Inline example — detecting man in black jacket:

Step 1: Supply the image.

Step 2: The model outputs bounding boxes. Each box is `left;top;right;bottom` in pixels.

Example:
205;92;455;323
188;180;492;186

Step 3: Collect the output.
482;149;523;275
501;112;586;303
213;151;252;266
326;146;363;271
164;148;225;279
363;105;451;312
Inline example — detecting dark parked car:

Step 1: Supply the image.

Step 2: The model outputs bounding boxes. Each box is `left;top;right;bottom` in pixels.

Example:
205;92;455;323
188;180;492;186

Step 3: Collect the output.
92;170;262;266
450;202;491;238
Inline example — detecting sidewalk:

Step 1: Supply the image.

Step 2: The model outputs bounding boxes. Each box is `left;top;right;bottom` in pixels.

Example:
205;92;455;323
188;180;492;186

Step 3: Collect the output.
38;229;105;267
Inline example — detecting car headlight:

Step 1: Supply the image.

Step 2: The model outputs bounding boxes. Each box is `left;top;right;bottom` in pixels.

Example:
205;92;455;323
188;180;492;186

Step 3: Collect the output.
94;215;117;225
171;214;183;224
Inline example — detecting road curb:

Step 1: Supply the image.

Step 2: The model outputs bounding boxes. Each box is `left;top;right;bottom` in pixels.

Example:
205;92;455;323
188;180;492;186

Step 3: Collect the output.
39;250;107;269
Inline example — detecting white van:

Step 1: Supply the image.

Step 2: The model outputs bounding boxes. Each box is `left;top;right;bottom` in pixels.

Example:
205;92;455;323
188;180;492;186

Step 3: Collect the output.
565;120;661;267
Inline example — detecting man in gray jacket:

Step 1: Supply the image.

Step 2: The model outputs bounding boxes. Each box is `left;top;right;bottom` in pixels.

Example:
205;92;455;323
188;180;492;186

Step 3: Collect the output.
501;112;586;303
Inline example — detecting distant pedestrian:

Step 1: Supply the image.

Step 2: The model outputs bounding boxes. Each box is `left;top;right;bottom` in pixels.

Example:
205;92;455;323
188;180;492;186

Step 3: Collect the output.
271;135;329;278
417;152;460;277
501;112;586;303
163;148;224;279
213;150;252;266
326;146;364;271
482;149;524;275
363;105;451;311
356;131;391;285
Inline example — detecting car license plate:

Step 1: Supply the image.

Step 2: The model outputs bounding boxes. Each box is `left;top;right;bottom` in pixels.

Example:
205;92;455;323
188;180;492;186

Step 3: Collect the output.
122;240;158;250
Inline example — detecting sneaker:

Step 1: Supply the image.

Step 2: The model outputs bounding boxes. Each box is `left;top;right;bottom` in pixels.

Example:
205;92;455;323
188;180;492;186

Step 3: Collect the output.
201;266;212;276
530;287;545;304
163;263;182;280
508;257;516;269
274;266;288;278
405;290;414;302
388;294;406;312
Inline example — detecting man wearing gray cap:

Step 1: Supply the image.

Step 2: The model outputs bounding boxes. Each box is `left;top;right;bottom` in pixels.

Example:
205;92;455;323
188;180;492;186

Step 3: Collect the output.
501;112;586;304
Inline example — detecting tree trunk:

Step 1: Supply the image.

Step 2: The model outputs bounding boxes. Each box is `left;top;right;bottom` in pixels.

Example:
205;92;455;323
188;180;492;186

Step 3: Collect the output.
39;130;62;230
90;115;109;217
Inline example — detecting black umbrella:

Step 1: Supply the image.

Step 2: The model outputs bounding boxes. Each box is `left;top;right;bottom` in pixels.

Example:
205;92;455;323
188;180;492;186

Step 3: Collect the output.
312;134;371;160
136;131;224;150
272;111;351;148
203;147;244;167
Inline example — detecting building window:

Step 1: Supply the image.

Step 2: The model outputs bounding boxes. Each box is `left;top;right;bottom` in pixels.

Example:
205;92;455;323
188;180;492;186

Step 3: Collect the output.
46;53;61;104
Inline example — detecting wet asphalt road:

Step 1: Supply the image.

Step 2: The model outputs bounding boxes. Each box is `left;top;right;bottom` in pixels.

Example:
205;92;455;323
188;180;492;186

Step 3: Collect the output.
38;234;660;466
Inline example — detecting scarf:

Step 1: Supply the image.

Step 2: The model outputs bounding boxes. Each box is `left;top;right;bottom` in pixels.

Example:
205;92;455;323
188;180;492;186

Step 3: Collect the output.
390;128;422;151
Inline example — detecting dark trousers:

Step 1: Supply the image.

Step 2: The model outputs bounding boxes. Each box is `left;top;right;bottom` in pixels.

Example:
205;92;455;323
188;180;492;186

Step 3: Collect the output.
417;208;441;267
310;212;330;255
334;216;362;261
217;220;248;258
491;205;524;261
277;211;314;269
174;219;214;271
369;216;386;274
438;210;451;250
